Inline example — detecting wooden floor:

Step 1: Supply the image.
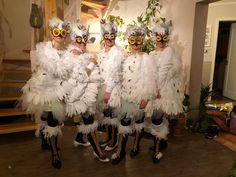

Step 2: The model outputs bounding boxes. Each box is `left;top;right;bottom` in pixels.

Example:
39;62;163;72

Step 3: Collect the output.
0;126;236;177
215;132;236;152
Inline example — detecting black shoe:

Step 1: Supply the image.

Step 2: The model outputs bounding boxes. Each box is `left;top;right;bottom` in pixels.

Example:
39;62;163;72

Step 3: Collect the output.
152;152;163;164
52;153;62;169
152;157;160;164
130;148;139;158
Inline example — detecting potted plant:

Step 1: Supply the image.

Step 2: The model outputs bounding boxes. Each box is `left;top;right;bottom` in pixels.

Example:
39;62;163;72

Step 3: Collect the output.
169;94;190;136
197;84;215;133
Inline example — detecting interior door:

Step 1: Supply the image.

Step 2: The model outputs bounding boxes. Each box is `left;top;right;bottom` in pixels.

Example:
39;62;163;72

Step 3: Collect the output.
223;23;236;100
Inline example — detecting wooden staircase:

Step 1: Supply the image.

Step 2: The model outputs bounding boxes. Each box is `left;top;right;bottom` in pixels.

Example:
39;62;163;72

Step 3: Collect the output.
0;58;37;134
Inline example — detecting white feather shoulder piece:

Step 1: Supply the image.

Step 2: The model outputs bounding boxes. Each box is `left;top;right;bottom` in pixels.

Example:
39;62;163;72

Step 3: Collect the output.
36;41;67;79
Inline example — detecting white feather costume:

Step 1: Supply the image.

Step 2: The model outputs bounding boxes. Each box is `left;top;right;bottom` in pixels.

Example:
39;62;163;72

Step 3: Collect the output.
121;52;157;134
63;44;100;118
97;45;125;110
148;46;185;116
21;41;66;124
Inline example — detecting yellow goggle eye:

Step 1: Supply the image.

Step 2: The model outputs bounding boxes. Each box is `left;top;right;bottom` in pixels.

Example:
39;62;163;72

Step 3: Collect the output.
137;36;143;45
156;35;162;42
128;36;136;45
60;29;67;37
163;35;169;42
103;33;109;40
52;28;67;38
76;37;82;44
52;28;60;37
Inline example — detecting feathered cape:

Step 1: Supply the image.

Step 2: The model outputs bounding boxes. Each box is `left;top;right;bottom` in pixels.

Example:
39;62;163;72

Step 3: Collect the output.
146;46;185;116
62;45;100;117
97;45;125;108
21;41;66;122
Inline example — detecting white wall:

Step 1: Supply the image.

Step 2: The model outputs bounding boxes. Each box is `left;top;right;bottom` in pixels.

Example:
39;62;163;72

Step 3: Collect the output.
88;0;201;92
202;0;236;86
0;0;31;59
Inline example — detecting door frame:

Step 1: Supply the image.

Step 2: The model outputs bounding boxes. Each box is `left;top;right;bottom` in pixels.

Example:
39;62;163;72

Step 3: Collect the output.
222;22;236;99
210;18;236;93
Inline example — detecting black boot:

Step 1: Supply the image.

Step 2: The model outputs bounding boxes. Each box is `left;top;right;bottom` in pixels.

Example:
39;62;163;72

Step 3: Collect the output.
130;130;143;157
46;112;61;169
100;107;113;147
100;125;112;147
105;126;118;151
87;132;109;162
130;111;145;157
40;113;50;150
74;132;90;147
49;136;61;169
112;134;128;164
149;110;167;151
41;130;51;150
152;137;163;164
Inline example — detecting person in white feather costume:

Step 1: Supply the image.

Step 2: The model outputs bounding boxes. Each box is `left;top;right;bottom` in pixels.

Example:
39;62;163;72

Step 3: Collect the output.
21;17;68;169
111;25;157;164
97;19;126;151
145;21;185;163
62;22;109;162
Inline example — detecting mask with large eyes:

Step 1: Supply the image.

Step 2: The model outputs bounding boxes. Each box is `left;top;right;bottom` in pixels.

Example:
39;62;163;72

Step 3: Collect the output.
156;34;169;43
103;33;116;40
51;28;67;38
76;35;88;44
128;35;144;45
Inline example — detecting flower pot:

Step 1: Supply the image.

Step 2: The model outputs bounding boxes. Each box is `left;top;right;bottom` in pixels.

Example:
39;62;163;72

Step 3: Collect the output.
171;114;186;136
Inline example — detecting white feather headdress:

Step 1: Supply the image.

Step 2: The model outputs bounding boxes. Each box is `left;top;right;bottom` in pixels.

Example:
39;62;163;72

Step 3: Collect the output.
100;19;117;35
48;17;68;30
69;22;88;41
152;21;172;35
125;24;146;38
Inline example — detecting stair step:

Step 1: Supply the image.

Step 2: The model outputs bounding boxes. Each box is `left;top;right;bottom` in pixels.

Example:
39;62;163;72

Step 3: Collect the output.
0;121;37;134
2;59;31;64
0;81;26;88
0;69;31;75
0;95;19;101
0;108;26;117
